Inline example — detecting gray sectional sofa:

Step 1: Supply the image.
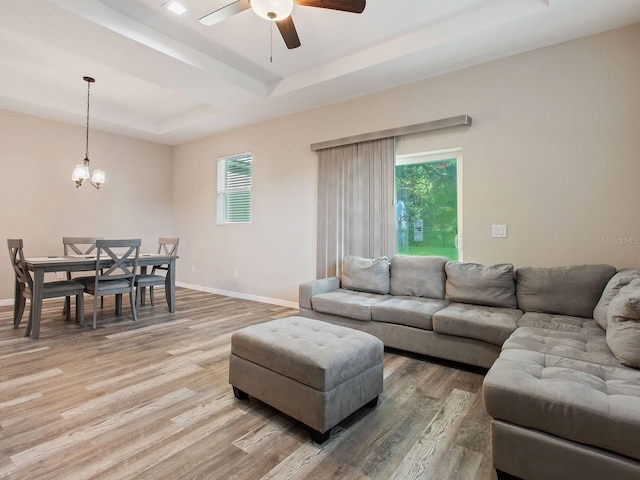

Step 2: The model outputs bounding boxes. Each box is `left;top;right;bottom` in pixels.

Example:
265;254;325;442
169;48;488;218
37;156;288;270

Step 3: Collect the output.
300;255;522;369
299;255;640;480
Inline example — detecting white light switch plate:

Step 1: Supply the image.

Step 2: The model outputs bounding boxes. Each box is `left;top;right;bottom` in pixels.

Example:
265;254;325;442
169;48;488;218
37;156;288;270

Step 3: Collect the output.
492;224;508;238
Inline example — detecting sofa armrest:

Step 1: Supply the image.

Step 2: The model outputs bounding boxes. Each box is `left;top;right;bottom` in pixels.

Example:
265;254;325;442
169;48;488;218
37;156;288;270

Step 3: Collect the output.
299;276;341;310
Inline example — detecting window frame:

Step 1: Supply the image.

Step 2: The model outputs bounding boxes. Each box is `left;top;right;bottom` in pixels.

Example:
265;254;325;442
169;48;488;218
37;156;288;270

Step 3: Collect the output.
216;152;253;225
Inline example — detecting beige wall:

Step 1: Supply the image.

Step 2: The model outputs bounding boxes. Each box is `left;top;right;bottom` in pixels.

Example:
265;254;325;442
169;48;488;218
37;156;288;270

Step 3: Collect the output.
173;23;640;305
172;119;317;305
3;24;637;306
0;110;174;301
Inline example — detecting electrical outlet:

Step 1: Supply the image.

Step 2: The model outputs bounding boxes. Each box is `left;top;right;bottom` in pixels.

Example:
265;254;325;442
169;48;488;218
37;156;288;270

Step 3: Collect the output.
191;265;196;273
56;272;65;279
233;270;238;279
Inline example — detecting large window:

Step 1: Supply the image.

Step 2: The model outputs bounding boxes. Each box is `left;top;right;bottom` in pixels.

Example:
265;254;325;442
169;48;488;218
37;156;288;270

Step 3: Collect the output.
216;153;252;224
395;149;462;260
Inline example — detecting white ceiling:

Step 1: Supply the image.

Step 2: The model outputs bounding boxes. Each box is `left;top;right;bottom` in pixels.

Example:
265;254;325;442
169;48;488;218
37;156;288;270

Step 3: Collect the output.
1;0;639;146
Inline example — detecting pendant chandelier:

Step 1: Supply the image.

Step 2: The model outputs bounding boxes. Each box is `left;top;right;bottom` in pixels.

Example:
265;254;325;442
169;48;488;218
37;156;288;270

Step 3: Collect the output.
72;76;105;189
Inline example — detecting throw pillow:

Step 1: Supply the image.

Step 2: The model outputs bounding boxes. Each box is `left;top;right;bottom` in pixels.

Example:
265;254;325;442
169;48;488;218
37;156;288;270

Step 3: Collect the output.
390;255;448;299
341;255;390;294
516;264;616;318
593;269;640;330
445;262;517;308
606;279;640;368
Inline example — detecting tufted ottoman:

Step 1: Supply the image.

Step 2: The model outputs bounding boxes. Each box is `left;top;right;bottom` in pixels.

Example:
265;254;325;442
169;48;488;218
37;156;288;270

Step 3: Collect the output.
229;316;384;443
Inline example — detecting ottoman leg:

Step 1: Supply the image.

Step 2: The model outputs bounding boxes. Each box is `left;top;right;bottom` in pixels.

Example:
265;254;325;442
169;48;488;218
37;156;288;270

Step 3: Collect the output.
232;386;249;400
366;396;379;408
311;428;331;444
496;470;522;480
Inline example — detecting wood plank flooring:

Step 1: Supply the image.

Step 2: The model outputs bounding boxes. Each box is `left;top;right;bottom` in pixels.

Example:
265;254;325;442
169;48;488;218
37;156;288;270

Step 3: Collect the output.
0;288;497;479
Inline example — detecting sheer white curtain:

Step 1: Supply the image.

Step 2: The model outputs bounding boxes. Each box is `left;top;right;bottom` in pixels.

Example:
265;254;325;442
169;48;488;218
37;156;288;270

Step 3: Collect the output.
316;137;396;279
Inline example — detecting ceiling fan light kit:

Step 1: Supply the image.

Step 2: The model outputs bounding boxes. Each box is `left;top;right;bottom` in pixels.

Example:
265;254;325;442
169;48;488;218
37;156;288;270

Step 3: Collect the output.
251;0;294;21
199;0;365;50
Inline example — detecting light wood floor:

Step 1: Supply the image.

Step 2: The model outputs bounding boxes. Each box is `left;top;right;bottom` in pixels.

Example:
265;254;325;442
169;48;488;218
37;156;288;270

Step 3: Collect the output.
0;288;497;479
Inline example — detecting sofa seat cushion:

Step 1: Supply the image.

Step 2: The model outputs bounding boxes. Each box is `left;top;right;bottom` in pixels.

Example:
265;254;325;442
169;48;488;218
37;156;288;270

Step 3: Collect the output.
503;327;621;367
432;303;522;345
483;349;640;462
371;296;448;331
515;264;616;318
517;312;602;336
311;289;390;321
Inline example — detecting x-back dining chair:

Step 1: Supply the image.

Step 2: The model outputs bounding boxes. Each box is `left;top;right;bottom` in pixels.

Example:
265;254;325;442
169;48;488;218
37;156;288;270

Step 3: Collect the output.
62;236;103;315
8;239;85;337
135;237;179;308
63;236;101;257
83;239;141;330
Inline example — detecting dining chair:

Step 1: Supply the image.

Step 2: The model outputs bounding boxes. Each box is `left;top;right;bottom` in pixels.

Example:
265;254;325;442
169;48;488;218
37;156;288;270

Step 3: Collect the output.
135;237;179;307
7;239;85;337
83;239;141;330
62;236;103;316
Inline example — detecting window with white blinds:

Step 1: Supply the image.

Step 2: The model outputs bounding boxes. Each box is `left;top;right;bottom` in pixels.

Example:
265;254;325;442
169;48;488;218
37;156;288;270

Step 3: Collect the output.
216;153;252;224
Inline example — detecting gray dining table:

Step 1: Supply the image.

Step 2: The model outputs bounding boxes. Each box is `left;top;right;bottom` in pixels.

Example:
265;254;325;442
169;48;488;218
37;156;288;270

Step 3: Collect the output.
20;253;178;339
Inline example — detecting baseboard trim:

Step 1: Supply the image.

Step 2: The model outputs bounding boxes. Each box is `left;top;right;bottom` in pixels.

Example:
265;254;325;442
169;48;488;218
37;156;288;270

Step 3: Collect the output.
176;282;298;310
0;285;298;310
0;297;63;307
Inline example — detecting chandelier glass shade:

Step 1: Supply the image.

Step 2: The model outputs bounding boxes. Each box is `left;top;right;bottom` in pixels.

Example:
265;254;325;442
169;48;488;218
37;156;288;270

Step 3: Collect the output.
72;76;105;189
251;0;293;21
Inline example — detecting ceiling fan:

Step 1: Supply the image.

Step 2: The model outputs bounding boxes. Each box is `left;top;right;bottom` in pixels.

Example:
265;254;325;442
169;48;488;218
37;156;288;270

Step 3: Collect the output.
199;0;366;49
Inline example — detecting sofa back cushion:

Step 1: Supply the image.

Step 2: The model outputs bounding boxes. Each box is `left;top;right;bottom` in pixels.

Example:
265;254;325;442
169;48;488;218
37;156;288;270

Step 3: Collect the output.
606;279;640;368
516;264;616;318
593;269;640;330
390;255;448;299
341;255;390;294
445;262;517;308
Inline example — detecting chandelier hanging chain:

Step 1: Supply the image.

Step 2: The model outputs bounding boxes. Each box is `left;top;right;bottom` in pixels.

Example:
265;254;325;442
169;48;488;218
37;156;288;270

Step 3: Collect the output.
72;76;105;189
85;77;91;161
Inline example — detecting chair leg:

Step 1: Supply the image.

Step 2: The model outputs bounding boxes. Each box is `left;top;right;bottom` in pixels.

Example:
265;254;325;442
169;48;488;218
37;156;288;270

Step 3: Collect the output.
130;291;138;322
164;283;171;309
14;296;26;329
100;296;104;309
65;296;71;321
25;307;33;337
76;293;85;327
63;296;70;318
149;286;155;306
115;294;123;316
92;294;98;330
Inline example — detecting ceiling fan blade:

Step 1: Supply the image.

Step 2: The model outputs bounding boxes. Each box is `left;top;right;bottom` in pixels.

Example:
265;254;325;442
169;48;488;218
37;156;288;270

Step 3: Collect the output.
276;16;301;49
199;0;251;26
295;0;365;14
